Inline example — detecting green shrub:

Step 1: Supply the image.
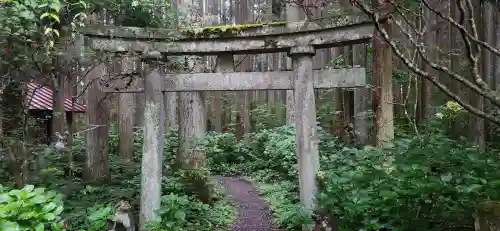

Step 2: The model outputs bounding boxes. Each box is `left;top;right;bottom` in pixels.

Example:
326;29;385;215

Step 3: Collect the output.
0;184;65;230
0;125;234;231
254;181;312;230
202;123;500;231
317;133;500;231
84;205;115;231
147;191;235;231
206;125;342;183
202;132;248;176
246;125;297;182
250;101;285;131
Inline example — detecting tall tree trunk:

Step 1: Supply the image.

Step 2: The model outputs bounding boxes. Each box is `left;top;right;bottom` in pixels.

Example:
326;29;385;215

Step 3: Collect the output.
450;2;462;136
417;4;433;125
84;61;110;181
372;0;394;147
1;82;28;188
467;1;487;151
480;0;494;149
176;0;212;205
494;0;500;98
82;12;110;181
165;60;178;133
118;56;136;159
234;0;252;140
52;70;66;140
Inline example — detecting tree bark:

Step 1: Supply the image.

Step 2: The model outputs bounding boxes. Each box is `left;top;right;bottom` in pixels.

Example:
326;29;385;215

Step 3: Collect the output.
118;56;136;159
417;5;433;125
52;71;66;140
477;0;494;150
83;62;110;182
178;56;212;204
450;2;462;136
372;0;394;147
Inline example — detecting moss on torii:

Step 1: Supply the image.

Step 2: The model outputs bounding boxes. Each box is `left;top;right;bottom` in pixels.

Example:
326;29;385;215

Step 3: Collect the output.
179;21;289;38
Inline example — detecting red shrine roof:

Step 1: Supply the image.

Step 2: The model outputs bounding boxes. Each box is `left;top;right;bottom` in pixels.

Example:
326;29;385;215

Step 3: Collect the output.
27;82;86;113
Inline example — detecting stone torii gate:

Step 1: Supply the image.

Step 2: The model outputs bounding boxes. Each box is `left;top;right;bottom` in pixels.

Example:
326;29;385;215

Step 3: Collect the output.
80;19;373;227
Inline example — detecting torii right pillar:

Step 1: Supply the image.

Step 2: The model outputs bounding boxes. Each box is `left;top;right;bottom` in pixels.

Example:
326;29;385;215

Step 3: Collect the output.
289;45;320;213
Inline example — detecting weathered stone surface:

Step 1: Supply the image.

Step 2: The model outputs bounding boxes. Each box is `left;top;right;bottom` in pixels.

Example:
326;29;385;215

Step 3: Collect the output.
290;46;319;212
86;22;374;55
139;66;164;228
475;201;500;231
78;18;370;40
100;68;366;93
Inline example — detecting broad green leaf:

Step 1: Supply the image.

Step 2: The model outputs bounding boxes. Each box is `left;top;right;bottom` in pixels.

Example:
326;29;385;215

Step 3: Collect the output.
19;211;38;219
42;202;57;212
8;190;22;198
466;184;483;193
19;10;35;20
23;185;35;192
174;211;186;221
0;194;11;203
44;212;56;221
33;188;46;195
49;1;61;12
34;223;44;231
0;221;21;231
31;195;47;204
378;190;395;197
54;205;64;215
440;173;452;182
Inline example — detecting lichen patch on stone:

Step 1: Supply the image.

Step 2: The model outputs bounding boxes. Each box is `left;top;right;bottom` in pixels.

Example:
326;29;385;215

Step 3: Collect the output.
179;21;289;38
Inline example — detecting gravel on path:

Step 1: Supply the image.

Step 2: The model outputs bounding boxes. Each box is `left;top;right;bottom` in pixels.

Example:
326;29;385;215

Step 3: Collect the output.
214;176;283;231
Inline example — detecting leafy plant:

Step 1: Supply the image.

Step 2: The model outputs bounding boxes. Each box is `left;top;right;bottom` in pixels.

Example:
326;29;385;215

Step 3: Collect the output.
147;190;235;231
254;181;313;230
317;134;500;231
84;205;114;231
0;184;65;230
201;132;248;176
250;101;285;131
201;119;500;231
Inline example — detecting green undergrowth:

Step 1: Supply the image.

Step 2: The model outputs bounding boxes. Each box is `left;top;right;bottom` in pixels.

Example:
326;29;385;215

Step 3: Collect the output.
3;101;499;231
242;177;312;230
202;116;500;231
0;126;236;231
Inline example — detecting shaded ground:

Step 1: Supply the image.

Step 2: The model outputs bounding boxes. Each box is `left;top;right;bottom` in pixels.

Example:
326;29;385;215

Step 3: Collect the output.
214;176;283;231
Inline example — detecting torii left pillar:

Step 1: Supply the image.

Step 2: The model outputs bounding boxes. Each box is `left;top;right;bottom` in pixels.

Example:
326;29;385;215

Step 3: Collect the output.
139;57;165;230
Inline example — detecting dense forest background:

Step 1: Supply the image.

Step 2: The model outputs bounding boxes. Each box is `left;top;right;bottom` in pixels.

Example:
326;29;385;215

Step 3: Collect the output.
2;0;500;230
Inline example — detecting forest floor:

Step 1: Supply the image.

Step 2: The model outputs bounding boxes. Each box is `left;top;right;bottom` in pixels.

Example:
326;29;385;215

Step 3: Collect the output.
214;176;283;231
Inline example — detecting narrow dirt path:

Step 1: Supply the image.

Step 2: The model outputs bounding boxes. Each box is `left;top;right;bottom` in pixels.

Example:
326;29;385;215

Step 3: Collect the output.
214;176;283;231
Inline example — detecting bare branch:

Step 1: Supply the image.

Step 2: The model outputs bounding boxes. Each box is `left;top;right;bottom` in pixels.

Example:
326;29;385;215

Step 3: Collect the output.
350;0;500;125
421;0;500;58
391;13;500;109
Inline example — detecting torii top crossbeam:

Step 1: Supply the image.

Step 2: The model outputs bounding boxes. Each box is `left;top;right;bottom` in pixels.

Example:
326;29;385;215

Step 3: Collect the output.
78;17;374;56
